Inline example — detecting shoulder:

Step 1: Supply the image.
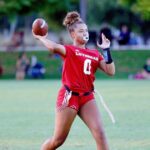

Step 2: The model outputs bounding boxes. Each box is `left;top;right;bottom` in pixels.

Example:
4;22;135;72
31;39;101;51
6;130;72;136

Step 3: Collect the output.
87;47;102;56
63;45;76;57
64;45;76;52
89;48;104;61
64;45;75;50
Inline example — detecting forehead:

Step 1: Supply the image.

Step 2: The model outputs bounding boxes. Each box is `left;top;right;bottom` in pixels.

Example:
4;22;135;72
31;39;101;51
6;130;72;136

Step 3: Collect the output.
75;23;88;30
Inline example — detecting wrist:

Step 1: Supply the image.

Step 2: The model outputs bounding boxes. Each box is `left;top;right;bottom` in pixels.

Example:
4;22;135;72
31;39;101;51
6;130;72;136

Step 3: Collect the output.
103;47;110;51
102;48;113;64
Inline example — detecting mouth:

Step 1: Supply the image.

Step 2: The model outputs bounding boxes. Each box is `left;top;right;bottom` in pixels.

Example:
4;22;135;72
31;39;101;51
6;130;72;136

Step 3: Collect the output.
83;36;89;41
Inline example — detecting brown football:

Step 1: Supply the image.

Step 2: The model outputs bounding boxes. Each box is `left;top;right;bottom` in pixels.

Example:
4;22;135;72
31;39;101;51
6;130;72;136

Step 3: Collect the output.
32;18;48;36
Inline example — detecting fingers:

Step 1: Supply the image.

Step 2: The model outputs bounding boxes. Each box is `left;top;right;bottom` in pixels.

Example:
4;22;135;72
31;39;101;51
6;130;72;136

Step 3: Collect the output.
43;33;48;38
97;33;105;47
32;30;48;40
101;33;105;40
97;40;102;48
32;30;38;39
32;30;37;36
97;33;111;49
101;33;108;41
102;33;110;44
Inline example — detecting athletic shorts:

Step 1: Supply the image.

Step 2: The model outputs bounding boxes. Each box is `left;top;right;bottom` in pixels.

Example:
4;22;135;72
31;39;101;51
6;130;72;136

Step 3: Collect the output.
56;86;95;112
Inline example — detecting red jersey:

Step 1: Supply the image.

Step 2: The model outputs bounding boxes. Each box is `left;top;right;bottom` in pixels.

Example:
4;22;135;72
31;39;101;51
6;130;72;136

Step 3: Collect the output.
61;45;104;93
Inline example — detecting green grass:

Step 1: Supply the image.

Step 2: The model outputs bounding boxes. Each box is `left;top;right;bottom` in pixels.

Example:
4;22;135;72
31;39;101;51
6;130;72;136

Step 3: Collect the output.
0;80;150;150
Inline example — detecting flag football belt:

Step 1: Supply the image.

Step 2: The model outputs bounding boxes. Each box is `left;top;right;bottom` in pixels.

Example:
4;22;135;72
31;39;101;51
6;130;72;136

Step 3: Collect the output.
64;85;94;96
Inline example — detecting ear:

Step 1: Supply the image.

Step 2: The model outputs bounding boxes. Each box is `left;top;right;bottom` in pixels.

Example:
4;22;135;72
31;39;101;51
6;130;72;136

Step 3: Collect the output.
70;31;75;39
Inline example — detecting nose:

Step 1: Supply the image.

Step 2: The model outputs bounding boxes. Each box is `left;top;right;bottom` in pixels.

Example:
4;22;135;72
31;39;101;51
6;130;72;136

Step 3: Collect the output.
83;33;87;36
83;32;88;36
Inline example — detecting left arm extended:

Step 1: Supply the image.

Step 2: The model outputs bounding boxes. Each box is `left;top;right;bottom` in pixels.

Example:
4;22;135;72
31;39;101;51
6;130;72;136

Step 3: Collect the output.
97;33;115;76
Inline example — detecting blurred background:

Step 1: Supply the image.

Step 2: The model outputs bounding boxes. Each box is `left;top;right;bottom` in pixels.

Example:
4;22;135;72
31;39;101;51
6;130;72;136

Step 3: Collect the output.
0;0;150;80
0;1;150;150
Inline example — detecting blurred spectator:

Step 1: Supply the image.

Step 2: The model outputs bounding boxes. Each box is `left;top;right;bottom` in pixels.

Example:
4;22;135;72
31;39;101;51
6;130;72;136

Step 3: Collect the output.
0;61;3;77
129;32;138;45
27;55;46;79
7;30;25;51
59;36;65;45
16;52;30;80
88;30;97;45
99;24;113;44
129;58;150;80
117;25;130;45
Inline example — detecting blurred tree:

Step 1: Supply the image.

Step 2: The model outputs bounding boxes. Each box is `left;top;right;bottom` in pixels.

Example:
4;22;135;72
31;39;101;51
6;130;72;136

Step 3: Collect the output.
118;0;150;44
87;0;149;36
119;0;150;20
39;0;79;30
87;0;118;26
0;0;79;31
80;0;87;22
87;0;137;29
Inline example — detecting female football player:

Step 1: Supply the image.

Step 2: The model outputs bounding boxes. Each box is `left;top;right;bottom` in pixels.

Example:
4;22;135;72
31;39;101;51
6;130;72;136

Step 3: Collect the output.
32;11;115;150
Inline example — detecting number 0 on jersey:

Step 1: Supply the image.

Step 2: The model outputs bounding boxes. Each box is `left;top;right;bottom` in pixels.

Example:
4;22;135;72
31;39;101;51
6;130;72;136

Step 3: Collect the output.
84;59;91;75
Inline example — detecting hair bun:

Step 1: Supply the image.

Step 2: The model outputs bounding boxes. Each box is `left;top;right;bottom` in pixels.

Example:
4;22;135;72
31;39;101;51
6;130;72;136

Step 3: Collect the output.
63;11;81;27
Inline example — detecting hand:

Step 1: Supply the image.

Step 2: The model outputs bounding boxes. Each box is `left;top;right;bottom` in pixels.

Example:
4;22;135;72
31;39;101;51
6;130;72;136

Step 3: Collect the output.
97;33;110;49
32;30;48;40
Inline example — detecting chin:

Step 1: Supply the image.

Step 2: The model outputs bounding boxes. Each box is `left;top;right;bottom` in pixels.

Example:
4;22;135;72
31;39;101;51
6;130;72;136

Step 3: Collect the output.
81;40;88;45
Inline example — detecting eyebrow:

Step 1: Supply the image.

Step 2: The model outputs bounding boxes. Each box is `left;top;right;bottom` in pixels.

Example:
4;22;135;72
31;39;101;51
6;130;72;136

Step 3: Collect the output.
79;28;88;31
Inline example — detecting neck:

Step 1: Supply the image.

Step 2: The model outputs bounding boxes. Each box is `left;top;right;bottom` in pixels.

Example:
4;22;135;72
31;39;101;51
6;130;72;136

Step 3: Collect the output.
73;41;85;49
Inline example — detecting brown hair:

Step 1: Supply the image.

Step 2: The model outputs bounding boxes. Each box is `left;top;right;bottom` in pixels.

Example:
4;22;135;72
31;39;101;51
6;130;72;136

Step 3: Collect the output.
63;11;84;32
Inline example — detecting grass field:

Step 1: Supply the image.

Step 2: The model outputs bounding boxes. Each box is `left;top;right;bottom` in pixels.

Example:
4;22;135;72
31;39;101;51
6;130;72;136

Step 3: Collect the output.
0;79;150;150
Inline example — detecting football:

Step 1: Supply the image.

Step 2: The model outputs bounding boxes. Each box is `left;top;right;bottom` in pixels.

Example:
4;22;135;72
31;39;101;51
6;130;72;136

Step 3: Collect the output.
32;18;48;36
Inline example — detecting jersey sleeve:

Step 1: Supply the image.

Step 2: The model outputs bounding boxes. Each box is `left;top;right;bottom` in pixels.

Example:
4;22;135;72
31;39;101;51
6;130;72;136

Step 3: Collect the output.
60;45;71;60
62;45;74;59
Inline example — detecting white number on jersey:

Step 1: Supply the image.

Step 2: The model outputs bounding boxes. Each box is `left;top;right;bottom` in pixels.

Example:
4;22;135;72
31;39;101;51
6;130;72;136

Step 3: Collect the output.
84;59;91;75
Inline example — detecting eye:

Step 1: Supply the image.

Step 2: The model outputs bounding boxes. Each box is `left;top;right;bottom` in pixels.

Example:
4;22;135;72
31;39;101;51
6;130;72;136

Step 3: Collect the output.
79;30;84;33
